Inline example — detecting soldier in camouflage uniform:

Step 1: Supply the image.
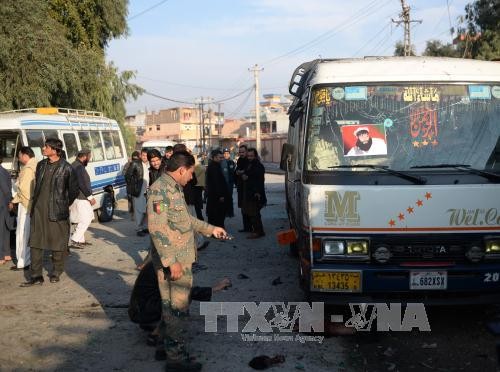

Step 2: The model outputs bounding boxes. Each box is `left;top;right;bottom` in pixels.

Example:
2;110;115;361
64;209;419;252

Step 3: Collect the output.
147;150;227;372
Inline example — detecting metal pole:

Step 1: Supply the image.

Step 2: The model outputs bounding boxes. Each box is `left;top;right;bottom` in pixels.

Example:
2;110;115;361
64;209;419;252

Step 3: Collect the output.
249;64;264;155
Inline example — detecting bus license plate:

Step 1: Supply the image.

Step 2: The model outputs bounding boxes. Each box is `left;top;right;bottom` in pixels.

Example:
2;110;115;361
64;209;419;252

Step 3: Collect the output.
311;271;361;292
410;271;447;290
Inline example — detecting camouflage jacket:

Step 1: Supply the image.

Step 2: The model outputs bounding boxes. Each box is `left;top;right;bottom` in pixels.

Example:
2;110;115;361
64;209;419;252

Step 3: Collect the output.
147;173;214;267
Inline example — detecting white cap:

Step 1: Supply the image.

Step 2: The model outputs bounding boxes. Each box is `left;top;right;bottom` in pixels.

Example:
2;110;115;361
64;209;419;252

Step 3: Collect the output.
354;127;369;137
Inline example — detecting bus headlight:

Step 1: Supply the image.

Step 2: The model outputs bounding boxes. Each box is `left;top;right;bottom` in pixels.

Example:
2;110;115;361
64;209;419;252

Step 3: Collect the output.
486;241;500;254
323;240;345;256
347;241;369;255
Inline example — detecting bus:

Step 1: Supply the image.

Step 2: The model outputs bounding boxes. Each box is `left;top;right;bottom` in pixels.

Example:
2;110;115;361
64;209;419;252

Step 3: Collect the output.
0;107;128;222
282;57;500;304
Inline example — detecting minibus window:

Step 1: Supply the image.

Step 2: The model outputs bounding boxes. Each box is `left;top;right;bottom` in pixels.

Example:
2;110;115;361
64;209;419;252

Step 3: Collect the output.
102;131;116;159
43;130;59;141
111;132;123;158
78;131;94;161
89;131;105;161
63;133;78;163
26;130;44;160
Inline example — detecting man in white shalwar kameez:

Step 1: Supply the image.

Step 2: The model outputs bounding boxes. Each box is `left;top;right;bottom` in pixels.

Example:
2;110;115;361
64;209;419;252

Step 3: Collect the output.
69;149;96;248
9;147;37;270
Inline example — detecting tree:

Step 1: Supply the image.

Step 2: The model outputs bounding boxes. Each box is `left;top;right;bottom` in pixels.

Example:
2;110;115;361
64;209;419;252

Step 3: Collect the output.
423;40;459;57
458;0;499;59
0;0;144;152
393;41;416;56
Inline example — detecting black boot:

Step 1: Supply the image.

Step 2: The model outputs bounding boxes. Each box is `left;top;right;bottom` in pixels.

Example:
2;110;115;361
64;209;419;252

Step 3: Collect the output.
20;276;44;287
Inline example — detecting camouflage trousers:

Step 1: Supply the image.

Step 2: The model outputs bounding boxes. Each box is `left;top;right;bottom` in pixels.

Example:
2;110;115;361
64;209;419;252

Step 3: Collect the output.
152;248;193;360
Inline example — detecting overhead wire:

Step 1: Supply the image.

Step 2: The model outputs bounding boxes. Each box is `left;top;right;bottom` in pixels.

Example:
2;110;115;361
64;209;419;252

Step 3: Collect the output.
137;75;245;91
259;0;393;67
353;21;392;57
128;0;170;21
143;86;254;106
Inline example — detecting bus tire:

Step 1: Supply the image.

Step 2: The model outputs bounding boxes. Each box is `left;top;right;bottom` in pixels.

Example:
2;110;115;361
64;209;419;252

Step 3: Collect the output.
98;191;115;223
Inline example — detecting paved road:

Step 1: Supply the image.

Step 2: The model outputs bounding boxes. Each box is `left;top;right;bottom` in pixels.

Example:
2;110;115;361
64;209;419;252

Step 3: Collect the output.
0;173;498;371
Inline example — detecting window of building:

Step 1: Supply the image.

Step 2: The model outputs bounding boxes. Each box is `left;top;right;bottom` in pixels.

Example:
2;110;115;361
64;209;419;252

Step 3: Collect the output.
156;124;160;131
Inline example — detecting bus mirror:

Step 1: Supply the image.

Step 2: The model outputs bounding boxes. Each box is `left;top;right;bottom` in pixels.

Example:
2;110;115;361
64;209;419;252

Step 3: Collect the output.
280;143;295;172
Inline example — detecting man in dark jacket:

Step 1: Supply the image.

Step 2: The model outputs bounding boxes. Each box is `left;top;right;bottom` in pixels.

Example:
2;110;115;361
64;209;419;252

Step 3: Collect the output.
241;148;266;239
0;157;15;264
206;149;229;228
125;149;149;236
22;138;79;286
235;144;250;232
147;149;164;186
69;149;96;249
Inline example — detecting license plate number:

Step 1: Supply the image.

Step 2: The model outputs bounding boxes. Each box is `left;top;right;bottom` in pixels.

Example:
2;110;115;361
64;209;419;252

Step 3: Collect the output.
410;271;447;290
311;271;361;292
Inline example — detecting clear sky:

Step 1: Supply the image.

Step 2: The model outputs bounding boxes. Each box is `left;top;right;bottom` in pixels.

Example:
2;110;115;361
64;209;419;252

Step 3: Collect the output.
106;0;470;118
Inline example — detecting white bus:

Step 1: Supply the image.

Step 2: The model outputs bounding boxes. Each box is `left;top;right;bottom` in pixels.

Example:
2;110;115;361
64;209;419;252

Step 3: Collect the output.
282;57;500;305
141;139;176;155
0;107;128;222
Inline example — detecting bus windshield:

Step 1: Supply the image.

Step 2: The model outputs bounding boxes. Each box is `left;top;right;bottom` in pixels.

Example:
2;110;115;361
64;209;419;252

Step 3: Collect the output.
305;83;500;172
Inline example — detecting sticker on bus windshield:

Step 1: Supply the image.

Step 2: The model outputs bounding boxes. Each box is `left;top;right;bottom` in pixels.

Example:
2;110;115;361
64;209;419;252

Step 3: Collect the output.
403;87;440;102
491;86;500;99
332;87;345;100
345;86;368;101
341;124;387;157
468;85;491;100
336;120;360;125
410;107;438;147
313;88;332;106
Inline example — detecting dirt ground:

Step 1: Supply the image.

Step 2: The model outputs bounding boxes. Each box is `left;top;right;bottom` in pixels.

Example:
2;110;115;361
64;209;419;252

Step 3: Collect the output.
1;173;499;372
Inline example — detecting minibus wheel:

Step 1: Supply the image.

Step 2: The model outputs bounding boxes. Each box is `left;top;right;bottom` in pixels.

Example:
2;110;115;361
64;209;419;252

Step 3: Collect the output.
98;189;115;222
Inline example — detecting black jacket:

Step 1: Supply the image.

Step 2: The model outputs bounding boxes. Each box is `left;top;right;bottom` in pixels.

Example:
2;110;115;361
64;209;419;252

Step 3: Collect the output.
206;161;228;199
244;159;267;206
149;164;165;187
31;158;79;221
125;160;144;197
72;159;92;200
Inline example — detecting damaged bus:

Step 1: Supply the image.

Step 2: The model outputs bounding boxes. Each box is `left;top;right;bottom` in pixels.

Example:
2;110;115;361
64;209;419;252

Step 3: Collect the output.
282;57;500;304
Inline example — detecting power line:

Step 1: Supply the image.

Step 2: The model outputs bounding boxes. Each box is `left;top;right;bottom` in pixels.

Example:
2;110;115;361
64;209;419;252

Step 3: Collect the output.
353;22;392;57
128;0;170;21
137;75;244;91
259;0;393;66
143;86;254;106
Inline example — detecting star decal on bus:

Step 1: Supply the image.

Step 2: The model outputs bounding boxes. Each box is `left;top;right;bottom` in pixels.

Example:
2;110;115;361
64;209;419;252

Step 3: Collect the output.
407;206;414;214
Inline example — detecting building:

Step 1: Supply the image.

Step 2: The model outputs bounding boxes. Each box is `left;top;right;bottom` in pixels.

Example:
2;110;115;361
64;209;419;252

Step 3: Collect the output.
124;111;147;142
142;107;221;152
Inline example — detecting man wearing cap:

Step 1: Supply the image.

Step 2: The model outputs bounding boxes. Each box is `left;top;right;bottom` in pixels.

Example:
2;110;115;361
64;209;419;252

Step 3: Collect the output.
347;126;388;156
69;149;96;249
22;138;79;286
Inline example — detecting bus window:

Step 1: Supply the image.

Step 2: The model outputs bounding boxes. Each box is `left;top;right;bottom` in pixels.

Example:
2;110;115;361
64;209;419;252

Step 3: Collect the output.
63;133;78;163
26;130;44;160
102;131;116;159
78;131;92;159
89;131;104;161
0;133;19;170
111;132;124;158
43;130;59;141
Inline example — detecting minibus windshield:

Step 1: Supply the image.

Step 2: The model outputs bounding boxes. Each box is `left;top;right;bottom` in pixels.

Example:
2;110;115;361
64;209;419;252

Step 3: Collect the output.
305;84;500;172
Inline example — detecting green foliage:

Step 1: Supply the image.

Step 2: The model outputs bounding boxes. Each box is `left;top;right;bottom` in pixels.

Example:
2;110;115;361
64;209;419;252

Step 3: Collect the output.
423;40;459;57
454;0;499;59
393;41;416;56
0;0;143;152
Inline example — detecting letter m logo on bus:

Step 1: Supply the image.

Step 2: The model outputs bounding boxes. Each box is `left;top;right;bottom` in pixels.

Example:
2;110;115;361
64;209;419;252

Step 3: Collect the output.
324;191;360;226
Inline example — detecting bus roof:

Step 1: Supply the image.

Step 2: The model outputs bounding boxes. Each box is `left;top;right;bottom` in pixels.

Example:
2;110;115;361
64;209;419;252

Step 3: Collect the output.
0;107;119;130
308;57;500;85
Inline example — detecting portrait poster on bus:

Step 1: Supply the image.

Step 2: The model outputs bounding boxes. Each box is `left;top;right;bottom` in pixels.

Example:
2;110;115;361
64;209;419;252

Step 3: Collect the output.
341;124;388;157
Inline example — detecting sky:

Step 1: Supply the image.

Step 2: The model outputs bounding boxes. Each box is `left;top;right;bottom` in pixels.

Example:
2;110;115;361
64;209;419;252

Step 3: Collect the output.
106;0;470;118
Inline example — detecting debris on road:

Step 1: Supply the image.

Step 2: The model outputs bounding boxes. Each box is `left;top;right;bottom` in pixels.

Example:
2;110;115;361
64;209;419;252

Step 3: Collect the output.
249;355;285;370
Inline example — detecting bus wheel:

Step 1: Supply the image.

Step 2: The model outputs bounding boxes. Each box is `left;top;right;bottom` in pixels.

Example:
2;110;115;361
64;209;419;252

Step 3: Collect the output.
98;191;115;222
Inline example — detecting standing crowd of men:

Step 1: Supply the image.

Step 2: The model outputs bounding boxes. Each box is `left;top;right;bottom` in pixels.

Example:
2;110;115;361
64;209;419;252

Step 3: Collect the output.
124;143;267;371
1;139;267;372
0;139;97;286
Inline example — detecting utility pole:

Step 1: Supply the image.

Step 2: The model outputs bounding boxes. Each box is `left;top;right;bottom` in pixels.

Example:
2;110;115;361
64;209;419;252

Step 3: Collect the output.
195;97;213;153
249;64;263;155
218;102;222;148
392;0;422;56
